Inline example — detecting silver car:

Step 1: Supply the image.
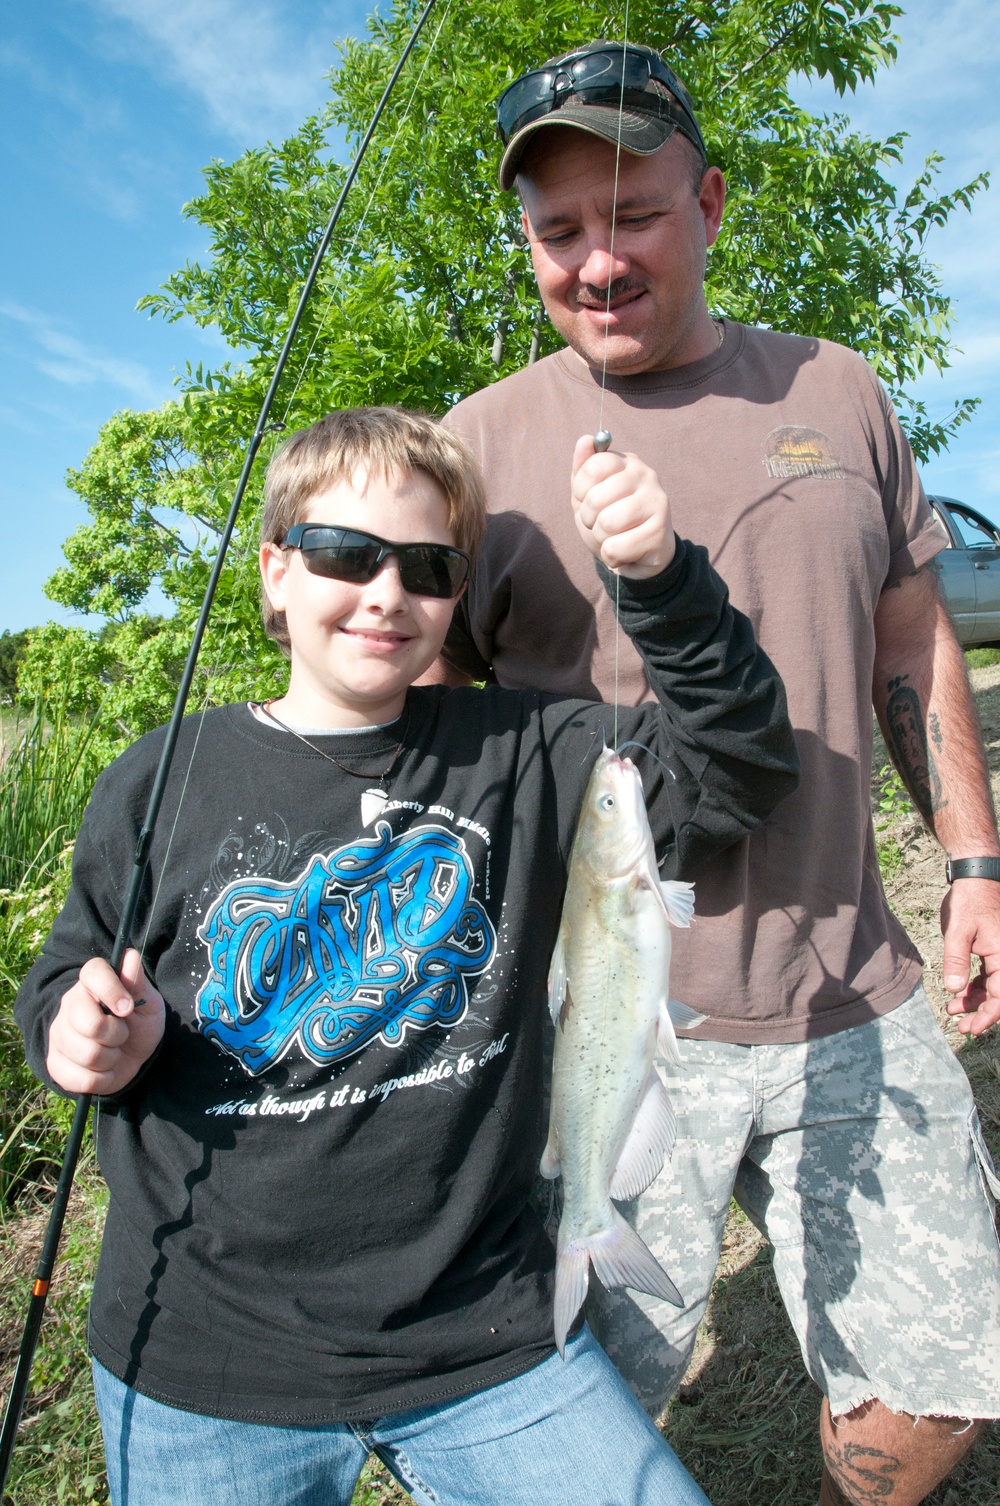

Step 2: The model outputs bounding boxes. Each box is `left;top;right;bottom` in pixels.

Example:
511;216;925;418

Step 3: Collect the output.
927;495;1000;646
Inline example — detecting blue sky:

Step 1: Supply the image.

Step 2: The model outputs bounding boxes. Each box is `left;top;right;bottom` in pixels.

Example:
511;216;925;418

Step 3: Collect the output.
2;0;997;635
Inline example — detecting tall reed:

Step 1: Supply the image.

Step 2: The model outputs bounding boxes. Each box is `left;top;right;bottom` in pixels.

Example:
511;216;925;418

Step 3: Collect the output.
0;701;107;893
0;701;114;1206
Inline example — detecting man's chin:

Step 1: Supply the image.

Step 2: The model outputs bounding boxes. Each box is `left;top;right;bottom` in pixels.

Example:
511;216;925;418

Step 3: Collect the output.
570;330;660;376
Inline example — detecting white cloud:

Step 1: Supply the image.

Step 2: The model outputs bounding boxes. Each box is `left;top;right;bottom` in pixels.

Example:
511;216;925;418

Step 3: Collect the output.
792;0;999;184
939;330;1000;375
88;0;359;143
0;301;163;406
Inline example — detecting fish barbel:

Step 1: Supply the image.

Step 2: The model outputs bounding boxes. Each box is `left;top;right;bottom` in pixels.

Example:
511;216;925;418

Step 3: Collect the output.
541;745;698;1355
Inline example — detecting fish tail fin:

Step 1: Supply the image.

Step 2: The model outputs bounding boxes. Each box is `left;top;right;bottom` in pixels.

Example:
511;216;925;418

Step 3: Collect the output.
589;1208;684;1310
553;1213;684;1356
553;1239;591;1358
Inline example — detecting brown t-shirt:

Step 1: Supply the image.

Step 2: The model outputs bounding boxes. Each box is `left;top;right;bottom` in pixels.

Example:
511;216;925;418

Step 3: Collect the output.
443;322;948;1043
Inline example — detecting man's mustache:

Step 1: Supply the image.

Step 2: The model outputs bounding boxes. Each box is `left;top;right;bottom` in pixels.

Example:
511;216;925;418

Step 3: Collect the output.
575;279;646;308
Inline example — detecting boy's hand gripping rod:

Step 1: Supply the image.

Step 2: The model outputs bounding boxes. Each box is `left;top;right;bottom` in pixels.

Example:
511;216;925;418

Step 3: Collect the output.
0;2;439;1484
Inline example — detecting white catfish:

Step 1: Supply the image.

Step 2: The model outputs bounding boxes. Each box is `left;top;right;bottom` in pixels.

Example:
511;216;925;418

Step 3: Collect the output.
542;745;702;1355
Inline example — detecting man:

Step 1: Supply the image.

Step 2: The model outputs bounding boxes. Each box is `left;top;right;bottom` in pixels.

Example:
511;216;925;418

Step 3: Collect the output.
440;40;1000;1506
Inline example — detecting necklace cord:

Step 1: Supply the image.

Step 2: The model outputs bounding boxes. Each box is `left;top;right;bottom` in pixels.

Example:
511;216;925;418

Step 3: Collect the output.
259;701;410;784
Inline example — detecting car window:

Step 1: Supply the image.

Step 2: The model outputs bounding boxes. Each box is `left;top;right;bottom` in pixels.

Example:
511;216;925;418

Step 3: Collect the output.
949;505;1000;550
930;503;956;547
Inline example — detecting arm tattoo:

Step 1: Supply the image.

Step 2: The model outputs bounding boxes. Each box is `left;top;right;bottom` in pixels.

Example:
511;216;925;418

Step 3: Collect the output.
884;675;947;827
826;1441;903;1502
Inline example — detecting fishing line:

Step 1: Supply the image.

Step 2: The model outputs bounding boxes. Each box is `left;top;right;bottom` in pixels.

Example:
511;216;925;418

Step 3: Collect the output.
595;2;630;753
278;0;454;428
594;6;629;449
137;588;241;964
0;4;442;1484
138;2;454;964
615;740;677;780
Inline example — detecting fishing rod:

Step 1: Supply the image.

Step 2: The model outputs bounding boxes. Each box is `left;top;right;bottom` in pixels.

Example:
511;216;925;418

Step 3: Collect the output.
0;1;439;1486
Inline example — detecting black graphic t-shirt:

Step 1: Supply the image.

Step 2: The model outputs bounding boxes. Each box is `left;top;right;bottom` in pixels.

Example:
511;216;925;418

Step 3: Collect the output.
16;543;797;1423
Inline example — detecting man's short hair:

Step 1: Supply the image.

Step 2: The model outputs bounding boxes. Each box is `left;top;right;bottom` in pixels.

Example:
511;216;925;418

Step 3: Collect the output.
260;406;486;654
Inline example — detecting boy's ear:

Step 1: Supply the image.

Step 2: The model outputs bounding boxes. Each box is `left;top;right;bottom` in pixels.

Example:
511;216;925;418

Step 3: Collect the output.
259;541;289;611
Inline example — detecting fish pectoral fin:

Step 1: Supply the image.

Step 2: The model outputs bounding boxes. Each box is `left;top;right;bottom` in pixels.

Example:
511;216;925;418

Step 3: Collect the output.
659;879;695;928
540;1127;560;1181
547;932;568;1027
667;998;708;1032
656;1000;682;1067
588;1208;684;1309
609;1068;677;1201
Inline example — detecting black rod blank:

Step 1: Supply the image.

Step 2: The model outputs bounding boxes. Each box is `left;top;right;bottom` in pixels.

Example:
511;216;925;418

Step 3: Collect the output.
0;3;438;1488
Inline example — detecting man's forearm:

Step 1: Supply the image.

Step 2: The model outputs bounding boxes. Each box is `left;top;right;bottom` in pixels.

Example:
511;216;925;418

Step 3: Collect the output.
872;568;999;856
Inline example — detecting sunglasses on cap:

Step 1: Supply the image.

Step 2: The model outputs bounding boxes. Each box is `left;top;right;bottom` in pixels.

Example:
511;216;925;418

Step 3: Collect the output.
496;44;705;158
281;524;470;599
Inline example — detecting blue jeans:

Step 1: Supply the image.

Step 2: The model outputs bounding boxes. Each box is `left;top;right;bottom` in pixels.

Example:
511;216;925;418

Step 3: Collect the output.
92;1326;711;1506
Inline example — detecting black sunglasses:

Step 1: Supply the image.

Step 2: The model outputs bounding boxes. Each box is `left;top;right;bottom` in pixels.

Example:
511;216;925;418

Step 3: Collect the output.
496;46;705;158
281;524;470;599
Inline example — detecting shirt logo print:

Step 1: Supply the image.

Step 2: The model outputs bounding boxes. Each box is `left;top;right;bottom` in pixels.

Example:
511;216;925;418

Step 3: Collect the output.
763;425;844;480
195;823;495;1076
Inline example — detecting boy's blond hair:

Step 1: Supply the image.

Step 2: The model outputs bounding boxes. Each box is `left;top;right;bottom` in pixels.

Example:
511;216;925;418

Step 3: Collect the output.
260;407;486;654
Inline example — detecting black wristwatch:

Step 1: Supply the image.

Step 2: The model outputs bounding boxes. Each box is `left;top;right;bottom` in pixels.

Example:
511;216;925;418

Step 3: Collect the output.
945;857;1000;883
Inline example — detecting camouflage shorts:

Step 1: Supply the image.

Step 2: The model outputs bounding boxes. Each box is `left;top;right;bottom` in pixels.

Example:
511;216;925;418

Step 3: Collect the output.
586;986;1000;1421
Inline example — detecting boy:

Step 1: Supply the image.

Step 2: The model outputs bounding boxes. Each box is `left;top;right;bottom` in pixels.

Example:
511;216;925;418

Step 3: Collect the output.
16;407;797;1506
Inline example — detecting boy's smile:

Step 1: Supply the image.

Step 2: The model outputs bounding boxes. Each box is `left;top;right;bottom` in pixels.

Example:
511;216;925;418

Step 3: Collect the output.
260;466;462;728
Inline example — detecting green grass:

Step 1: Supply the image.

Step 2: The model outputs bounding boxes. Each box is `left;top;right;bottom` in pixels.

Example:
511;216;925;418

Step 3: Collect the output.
0;1173;108;1505
0;703;107;893
873;762;915;882
966;646;1000;669
0;700;112;1205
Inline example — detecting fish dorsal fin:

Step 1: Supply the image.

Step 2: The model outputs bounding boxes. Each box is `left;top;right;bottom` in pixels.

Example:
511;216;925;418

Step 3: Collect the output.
609;1067;677;1202
548;932;567;1027
659;879;695;928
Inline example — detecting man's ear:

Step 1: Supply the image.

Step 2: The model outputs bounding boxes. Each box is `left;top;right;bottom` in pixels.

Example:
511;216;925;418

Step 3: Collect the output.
699;166;726;249
259;541;289;612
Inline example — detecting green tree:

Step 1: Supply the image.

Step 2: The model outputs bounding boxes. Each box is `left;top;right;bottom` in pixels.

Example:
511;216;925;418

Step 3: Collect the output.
0;629;29;704
37;0;988;734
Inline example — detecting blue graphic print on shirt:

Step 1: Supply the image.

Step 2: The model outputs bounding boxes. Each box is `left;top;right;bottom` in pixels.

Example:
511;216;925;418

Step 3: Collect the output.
195;822;495;1076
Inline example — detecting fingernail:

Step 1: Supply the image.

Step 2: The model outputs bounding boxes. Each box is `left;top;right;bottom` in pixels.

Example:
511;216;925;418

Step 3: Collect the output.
945;976;964;990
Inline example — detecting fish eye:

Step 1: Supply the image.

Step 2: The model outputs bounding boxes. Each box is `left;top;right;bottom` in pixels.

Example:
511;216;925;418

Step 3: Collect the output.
599;794;615;811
